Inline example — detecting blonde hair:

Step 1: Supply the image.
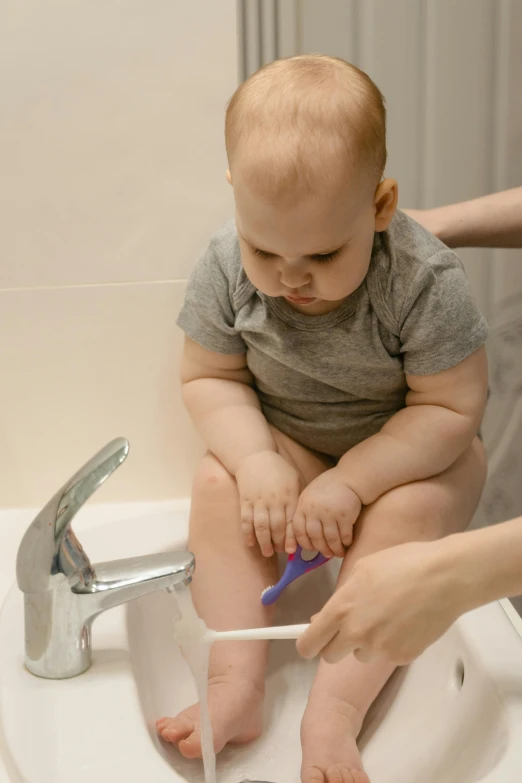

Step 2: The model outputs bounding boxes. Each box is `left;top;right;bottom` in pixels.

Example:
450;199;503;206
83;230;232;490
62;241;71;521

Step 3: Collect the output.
225;54;387;198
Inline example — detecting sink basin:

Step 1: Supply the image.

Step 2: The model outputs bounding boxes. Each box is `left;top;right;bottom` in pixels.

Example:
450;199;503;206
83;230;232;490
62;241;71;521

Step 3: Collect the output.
2;504;522;782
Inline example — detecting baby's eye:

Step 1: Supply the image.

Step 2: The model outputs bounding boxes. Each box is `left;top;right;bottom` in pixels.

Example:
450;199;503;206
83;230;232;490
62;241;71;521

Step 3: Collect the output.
311;249;341;263
252;248;275;259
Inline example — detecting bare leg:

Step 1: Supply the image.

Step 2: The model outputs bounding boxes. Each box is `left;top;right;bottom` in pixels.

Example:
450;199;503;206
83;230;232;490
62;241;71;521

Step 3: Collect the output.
300;438;487;783
157;430;333;757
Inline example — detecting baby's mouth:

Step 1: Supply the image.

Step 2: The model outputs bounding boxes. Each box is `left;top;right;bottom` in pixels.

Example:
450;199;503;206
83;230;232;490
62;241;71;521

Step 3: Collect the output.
284;294;318;305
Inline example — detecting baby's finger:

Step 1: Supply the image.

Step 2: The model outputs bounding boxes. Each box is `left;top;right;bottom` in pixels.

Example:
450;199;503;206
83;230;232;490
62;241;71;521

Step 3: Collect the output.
240;502;256;547
305;517;334;558
321;517;345;558
292;510;314;551
253;505;274;557
285;495;298;524
285;518;297;554
269;506;286;552
337;514;354;548
284;501;298;553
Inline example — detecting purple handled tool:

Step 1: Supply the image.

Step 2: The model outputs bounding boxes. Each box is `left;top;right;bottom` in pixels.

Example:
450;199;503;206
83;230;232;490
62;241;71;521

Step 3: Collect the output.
261;545;331;606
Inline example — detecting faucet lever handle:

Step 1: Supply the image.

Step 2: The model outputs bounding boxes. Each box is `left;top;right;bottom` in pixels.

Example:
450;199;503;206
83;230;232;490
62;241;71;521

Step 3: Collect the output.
16;437;130;593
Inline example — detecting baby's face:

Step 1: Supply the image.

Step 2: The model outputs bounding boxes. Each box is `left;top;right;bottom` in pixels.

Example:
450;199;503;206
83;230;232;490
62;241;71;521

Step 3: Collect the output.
232;170;385;315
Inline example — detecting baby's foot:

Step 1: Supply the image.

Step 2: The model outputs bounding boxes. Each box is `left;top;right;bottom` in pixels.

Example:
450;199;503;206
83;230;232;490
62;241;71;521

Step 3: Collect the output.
156;674;264;758
301;698;370;783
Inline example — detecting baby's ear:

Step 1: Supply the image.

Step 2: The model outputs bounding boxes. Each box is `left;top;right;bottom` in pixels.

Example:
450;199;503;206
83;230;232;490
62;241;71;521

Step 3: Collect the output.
374;179;398;232
226;169;232;185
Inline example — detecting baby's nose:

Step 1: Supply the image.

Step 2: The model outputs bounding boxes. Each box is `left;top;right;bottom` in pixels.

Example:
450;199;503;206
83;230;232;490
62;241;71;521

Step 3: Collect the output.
279;261;311;288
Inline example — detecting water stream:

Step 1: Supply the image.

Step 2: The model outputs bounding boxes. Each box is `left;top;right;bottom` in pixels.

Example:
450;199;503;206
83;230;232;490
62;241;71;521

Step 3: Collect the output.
171;587;216;783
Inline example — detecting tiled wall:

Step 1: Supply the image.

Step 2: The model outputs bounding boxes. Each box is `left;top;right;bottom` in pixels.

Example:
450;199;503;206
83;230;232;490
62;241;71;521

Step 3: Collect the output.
0;1;237;506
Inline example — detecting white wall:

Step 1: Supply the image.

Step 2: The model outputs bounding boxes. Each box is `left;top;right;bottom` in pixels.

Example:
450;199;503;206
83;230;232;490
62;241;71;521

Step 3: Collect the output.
0;1;237;506
3;0;522;517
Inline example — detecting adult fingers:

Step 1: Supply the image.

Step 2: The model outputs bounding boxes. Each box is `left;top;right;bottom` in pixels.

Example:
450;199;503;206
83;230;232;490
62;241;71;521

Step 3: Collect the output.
353;647;380;664
320;632;357;664
296;608;342;659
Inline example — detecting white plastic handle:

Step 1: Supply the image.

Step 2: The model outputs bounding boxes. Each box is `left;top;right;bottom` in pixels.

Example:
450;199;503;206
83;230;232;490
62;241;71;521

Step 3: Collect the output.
207;623;310;642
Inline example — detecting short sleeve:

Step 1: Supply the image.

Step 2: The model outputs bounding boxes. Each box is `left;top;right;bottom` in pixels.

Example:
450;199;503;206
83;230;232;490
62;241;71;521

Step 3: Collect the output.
399;251;488;376
177;238;247;355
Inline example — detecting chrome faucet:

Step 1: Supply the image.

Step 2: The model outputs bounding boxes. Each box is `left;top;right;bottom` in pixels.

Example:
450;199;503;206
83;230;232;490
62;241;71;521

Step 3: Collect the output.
16;437;195;679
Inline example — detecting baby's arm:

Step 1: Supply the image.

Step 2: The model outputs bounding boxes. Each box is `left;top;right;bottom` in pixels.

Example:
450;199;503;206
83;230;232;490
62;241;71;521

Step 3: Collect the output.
181;336;275;471
404;186;522;248
336;345;488;506
292;346;487;556
182;337;302;556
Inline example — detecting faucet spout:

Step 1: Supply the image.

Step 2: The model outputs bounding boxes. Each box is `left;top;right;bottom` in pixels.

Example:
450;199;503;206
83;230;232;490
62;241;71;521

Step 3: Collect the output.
16;437;129;594
15;438;195;679
75;552;195;617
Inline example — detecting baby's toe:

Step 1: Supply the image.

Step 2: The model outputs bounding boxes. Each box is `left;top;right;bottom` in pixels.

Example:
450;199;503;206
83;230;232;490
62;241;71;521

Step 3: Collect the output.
304;765;369;783
329;767;369;783
301;765;325;783
156;714;195;745
178;729;204;759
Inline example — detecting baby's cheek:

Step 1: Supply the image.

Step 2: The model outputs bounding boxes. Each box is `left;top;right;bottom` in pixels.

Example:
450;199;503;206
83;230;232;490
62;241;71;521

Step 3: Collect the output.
242;258;278;296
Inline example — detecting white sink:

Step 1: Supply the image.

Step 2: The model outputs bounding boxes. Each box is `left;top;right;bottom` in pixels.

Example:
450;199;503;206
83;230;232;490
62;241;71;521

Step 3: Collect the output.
2;504;522;782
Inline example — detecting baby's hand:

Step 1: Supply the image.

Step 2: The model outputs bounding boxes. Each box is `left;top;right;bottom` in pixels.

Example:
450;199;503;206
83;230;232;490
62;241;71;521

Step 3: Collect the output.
235;451;302;557
292;468;362;558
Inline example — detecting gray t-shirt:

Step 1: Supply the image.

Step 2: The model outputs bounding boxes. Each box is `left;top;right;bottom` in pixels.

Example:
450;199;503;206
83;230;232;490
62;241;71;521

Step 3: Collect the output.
177;210;488;459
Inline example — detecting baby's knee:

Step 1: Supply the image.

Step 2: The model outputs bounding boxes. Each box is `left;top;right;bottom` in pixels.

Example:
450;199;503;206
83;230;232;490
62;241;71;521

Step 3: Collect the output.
364;485;435;541
362;441;487;543
192;452;237;504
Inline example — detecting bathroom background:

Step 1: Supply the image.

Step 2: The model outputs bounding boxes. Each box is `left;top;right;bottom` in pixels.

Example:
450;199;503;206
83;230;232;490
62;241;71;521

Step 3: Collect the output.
1;0;521;538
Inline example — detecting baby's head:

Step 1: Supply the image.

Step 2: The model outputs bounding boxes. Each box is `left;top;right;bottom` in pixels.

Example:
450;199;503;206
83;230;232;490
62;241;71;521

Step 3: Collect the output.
225;54;398;314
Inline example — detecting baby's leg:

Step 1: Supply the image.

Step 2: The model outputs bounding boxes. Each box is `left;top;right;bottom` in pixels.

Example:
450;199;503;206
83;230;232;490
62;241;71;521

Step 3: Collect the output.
158;431;332;758
301;437;486;783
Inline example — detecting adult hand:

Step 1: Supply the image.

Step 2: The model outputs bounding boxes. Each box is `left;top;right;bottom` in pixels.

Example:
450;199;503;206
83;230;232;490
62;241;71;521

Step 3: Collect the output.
291;467;362;558
236;451;302;557
297;539;468;665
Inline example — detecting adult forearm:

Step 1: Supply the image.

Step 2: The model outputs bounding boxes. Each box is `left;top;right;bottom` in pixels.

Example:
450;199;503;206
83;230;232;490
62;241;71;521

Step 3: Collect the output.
182;377;276;474
422;187;522;249
447;517;522;610
296;516;522;666
337;404;477;504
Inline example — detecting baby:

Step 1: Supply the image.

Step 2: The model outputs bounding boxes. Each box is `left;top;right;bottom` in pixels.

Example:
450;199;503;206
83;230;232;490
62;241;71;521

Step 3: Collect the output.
157;55;488;782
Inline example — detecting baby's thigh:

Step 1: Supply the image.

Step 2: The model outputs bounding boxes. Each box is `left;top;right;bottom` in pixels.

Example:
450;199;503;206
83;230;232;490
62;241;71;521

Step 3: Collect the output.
339;437;487;581
188;429;332;538
270;426;334;487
